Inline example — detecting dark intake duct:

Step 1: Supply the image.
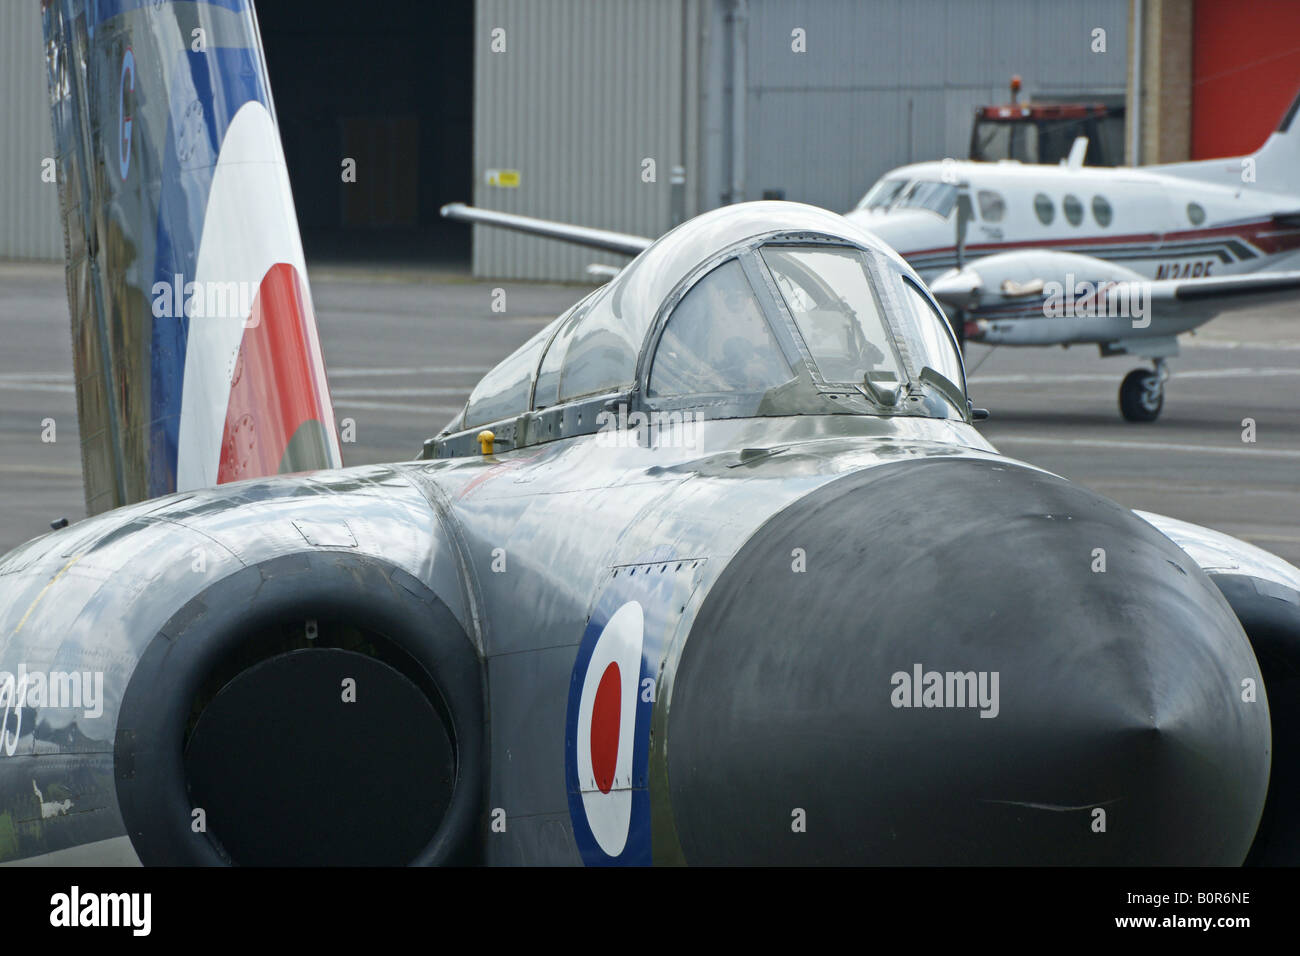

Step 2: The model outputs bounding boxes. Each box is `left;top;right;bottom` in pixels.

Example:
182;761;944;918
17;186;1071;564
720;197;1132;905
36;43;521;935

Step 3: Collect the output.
184;647;454;865
116;552;484;866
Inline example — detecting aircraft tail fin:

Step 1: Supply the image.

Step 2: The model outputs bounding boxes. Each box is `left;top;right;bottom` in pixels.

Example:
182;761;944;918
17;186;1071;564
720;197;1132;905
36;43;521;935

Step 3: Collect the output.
1249;88;1300;194
1154;87;1300;194
42;0;341;515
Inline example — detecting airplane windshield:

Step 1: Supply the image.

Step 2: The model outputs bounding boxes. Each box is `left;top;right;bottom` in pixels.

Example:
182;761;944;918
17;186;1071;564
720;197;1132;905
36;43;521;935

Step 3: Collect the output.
894;280;967;413
856;178;957;217
892;180;958;217
760;245;905;386
649;259;794;397
857;177;907;211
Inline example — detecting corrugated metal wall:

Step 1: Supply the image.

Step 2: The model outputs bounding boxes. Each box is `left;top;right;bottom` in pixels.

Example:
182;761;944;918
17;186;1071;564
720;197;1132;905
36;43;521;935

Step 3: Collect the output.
473;0;1130;279
472;0;697;280
738;0;1131;215
0;2;62;260
3;0;1134;272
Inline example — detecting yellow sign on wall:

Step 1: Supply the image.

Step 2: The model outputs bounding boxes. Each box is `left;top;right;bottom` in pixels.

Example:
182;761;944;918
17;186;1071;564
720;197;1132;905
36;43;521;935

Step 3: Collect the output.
484;169;521;187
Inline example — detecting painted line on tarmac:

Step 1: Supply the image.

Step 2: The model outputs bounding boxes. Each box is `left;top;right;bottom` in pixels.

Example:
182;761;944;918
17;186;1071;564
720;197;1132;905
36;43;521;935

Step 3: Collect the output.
0;372;75;393
333;387;472;397
971;367;1300;385
1184;339;1300;351
994;434;1300;460
0;372;71;381
0;367;488;382
334;400;462;414
0;382;75;394
0;463;82;476
330;365;489;378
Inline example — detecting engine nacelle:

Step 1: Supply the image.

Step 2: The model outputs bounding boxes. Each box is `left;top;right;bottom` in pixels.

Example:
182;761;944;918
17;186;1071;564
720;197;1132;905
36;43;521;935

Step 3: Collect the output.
929;250;1171;347
1138;511;1300;865
0;466;484;865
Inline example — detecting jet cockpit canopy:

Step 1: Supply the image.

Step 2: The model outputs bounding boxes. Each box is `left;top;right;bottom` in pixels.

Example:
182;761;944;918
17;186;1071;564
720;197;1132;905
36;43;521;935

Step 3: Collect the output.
429;202;968;457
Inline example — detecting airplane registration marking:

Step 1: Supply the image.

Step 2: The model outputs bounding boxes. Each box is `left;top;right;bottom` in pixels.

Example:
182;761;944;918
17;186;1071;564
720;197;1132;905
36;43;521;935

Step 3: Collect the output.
1155;260;1215;279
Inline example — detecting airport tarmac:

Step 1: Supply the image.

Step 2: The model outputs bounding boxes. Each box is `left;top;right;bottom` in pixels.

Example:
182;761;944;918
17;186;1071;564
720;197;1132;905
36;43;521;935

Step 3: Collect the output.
2;258;1298;565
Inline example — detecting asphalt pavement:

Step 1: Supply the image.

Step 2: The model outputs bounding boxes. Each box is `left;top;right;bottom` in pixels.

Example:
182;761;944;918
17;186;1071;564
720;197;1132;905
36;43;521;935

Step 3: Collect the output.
2;259;1297;566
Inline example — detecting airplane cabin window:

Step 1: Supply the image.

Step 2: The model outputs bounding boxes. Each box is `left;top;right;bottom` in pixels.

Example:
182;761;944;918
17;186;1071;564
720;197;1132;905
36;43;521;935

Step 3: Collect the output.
1092;195;1113;227
896;281;966;398
895;181;958;218
976;190;1006;222
648;259;794;398
1187;202;1206;226
1034;193;1054;225
1063;194;1083;226
858;177;907;211
464;323;553;427
761;245;905;386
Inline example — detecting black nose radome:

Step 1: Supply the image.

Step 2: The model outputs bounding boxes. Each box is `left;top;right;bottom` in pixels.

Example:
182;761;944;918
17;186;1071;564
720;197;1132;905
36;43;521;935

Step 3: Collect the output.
667;457;1270;864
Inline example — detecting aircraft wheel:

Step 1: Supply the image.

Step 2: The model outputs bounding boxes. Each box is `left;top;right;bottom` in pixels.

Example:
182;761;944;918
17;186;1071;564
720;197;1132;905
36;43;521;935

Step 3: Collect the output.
1119;368;1163;422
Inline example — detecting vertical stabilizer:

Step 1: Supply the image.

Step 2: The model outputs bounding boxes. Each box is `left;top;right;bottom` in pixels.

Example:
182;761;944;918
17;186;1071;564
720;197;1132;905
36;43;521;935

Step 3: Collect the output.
1153;88;1300;195
1249;88;1300;196
42;0;341;514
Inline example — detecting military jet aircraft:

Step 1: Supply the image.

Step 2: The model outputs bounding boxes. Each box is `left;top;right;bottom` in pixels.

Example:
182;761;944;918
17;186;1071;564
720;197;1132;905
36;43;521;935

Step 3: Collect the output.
446;91;1300;422
2;0;1298;867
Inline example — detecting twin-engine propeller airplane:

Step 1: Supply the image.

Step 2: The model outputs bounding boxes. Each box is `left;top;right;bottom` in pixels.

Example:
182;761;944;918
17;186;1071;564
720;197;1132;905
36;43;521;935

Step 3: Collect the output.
2;0;1299;866
445;89;1300;422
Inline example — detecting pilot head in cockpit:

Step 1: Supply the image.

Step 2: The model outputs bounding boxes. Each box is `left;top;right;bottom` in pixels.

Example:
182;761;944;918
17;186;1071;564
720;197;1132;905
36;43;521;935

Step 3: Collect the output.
704;279;788;392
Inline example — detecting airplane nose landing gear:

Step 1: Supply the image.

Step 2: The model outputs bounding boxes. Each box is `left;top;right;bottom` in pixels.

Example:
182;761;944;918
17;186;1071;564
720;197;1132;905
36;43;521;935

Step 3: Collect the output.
1120;358;1168;422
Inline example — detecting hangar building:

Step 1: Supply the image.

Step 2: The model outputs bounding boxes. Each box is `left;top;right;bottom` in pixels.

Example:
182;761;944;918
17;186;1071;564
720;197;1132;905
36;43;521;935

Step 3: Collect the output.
2;1;1298;281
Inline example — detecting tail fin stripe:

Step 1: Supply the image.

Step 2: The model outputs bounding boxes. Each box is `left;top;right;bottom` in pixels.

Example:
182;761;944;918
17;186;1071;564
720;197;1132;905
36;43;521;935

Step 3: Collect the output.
149;47;268;496
1278;89;1300;133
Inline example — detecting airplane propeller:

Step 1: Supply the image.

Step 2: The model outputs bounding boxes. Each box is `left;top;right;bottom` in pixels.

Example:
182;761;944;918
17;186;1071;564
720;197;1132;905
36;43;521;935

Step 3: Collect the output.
949;181;974;353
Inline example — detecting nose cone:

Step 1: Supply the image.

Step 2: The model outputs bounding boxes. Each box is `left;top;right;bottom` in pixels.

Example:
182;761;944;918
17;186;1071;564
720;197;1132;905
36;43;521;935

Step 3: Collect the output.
666;457;1270;864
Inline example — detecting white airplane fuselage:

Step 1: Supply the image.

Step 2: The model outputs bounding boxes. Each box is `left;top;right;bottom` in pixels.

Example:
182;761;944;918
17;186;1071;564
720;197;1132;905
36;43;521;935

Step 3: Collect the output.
844;158;1300;283
440;95;1300;424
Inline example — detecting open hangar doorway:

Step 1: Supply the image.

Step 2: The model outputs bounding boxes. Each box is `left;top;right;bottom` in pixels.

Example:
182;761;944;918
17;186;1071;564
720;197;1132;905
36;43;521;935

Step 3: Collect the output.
256;0;473;266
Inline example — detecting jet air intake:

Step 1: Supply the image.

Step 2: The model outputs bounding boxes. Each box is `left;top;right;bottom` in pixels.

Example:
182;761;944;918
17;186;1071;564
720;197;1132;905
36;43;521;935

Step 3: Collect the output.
115;552;484;866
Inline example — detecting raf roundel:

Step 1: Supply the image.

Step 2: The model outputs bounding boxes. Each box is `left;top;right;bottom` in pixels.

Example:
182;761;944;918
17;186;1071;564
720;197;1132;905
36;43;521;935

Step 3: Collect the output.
118;48;135;180
572;600;644;858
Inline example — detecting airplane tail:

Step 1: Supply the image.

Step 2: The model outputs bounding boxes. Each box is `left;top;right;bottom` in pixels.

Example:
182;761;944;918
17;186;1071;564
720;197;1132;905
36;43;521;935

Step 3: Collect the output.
1250;89;1300;194
41;0;341;516
1154;87;1300;195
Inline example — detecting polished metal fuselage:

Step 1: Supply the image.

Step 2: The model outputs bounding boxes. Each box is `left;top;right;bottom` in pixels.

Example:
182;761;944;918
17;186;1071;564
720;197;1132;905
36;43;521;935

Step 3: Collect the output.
0;414;998;863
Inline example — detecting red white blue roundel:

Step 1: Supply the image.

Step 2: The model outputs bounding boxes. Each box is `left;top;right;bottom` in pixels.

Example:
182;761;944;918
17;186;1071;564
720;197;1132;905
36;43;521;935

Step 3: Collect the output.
574;601;642;855
566;596;656;866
